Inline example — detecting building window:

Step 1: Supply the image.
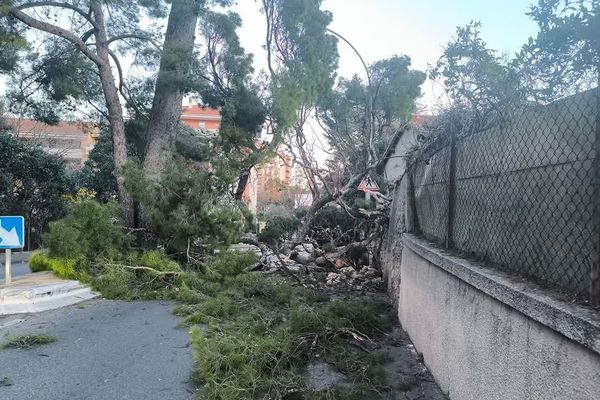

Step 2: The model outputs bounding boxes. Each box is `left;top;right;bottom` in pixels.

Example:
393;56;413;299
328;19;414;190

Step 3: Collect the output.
198;122;206;129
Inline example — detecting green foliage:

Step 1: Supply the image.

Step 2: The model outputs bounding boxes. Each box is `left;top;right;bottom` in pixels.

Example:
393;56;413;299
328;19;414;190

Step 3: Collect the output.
310;204;354;245
0;18;27;73
27;252;79;280
518;0;599;99
76;129;118;202
0;377;12;387
258;214;301;245
184;270;395;399
44;199;128;261
202;250;258;282
0;132;72;249
318;54;424;176
124;157;245;254
430;21;520;115
1;333;56;350
267;0;339;122
135;250;182;272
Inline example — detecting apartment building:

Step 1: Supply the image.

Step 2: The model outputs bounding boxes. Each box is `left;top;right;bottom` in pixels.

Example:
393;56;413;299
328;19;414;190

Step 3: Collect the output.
6;118;99;168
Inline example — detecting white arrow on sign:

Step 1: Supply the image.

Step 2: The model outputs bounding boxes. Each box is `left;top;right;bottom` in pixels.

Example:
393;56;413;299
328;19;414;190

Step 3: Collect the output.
0;223;20;247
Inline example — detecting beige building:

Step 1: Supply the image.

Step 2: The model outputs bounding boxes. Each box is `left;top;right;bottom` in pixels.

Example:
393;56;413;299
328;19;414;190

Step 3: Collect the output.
6;118;99;168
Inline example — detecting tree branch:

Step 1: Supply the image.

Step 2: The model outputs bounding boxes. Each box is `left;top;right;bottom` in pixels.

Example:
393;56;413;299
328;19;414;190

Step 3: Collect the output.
8;6;102;65
16;1;99;29
106;33;162;50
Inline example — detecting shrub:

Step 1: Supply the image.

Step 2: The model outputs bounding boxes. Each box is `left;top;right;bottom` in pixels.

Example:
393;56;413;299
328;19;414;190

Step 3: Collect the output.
44;199;128;261
27;252;80;280
124;158;246;255
202;250;258;282
136;250;181;272
0;132;72;249
258;214;300;245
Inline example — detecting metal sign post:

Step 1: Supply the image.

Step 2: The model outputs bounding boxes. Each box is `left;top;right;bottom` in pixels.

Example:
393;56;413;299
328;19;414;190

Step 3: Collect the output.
5;249;11;285
0;216;25;285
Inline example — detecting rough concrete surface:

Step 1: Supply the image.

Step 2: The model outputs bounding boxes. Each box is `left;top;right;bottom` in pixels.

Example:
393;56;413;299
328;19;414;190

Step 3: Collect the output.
0;299;194;400
398;245;600;400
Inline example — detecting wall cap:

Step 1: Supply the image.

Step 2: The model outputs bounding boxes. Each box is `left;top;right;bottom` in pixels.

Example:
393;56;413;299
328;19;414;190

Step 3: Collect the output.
403;233;600;355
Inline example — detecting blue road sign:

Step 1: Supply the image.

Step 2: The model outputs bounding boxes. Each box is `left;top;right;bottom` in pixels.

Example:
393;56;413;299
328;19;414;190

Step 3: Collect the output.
0;216;25;249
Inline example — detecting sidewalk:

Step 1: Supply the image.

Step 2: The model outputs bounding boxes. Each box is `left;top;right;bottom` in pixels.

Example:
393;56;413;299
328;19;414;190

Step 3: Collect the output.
0;272;97;315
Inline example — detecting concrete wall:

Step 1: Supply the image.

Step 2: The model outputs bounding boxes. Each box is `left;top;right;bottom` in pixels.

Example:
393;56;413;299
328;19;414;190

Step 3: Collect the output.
395;236;600;400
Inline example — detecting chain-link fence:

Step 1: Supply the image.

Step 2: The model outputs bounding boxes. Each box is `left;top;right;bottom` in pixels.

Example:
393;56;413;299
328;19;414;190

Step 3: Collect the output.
408;89;600;304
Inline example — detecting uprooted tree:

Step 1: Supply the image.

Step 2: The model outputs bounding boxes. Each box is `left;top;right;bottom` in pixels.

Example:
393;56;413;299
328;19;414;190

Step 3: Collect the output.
287;52;425;265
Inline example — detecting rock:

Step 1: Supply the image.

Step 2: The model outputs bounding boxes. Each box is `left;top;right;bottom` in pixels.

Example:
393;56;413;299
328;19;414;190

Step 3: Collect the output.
294;243;315;255
315;256;328;267
360;266;378;279
262;253;280;270
294;251;315;265
339;266;357;278
371;277;383;285
229;243;262;257
306;361;350;391
326;272;342;286
285;263;302;273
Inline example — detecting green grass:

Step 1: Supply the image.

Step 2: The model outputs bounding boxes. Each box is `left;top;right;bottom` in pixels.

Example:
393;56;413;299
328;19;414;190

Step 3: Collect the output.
182;270;396;400
1;333;57;350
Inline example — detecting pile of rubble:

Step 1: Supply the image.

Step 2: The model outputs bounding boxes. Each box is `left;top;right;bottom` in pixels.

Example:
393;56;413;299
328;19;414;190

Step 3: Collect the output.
230;239;384;291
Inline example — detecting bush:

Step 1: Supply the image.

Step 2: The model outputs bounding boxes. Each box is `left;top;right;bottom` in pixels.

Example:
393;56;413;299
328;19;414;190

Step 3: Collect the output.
0;132;72;249
135;250;181;272
124;158;246;255
258;214;300;245
44;199;128;261
202;250;258;282
27;252;81;280
310;204;355;245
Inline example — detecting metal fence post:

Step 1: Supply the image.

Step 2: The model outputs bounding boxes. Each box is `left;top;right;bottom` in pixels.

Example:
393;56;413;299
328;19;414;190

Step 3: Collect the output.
592;83;600;307
406;165;420;235
446;131;458;249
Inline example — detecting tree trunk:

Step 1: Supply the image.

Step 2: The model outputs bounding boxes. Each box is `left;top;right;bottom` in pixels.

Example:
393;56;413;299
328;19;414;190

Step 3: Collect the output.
143;0;201;178
91;1;134;227
234;168;252;201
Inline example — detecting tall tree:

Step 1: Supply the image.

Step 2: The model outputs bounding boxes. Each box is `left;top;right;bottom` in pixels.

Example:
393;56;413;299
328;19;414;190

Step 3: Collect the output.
0;0;225;227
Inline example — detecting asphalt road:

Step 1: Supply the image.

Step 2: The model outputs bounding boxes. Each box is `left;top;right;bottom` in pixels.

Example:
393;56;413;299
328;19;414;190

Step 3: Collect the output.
0;299;195;400
0;262;31;281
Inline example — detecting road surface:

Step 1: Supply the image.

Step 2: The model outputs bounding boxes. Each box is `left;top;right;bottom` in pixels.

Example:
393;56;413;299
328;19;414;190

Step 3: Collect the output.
0;299;195;400
0;261;31;281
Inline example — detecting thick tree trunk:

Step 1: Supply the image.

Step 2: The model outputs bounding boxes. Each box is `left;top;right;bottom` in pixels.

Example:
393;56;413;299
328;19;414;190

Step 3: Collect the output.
143;0;201;178
91;1;135;227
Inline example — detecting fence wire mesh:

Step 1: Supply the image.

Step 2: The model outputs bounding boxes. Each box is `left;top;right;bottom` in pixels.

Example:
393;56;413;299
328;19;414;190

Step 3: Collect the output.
410;89;599;303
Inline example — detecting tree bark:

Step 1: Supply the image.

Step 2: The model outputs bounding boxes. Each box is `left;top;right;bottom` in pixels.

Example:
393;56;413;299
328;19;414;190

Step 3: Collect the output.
143;0;201;178
90;1;135;227
234;168;252;201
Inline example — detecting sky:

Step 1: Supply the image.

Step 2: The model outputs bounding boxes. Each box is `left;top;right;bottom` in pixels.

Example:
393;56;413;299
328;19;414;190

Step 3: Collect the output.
232;0;540;111
1;1;540;109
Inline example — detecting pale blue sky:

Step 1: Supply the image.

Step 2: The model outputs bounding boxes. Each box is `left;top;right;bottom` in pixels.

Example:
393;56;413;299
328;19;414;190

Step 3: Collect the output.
233;0;540;109
0;1;540;110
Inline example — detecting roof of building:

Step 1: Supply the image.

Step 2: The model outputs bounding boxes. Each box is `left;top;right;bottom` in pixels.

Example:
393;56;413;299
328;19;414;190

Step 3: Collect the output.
5;118;95;136
181;105;222;121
